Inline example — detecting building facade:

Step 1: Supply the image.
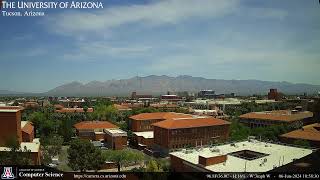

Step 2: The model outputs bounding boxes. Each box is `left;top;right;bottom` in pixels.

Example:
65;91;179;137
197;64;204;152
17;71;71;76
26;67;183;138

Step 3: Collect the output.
239;110;314;128
0;107;40;165
152;117;230;154
74;121;127;150
129;112;193;132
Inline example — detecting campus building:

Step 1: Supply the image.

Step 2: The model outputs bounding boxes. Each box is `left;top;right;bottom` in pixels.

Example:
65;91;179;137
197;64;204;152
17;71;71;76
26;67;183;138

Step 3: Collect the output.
239;110;313;128
198;90;216;99
152;116;230;154
55;107;94;113
129;112;194;151
0;107;41;165
268;89;282;101
74;121;127;150
280;123;320;147
170;140;314;172
132;131;154;150
129;112;193;132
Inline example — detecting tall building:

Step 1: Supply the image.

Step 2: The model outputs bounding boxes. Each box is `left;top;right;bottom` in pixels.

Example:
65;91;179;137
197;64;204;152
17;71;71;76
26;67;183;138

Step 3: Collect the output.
0;107;41;165
0;107;23;145
198;90;215;99
268;88;282;101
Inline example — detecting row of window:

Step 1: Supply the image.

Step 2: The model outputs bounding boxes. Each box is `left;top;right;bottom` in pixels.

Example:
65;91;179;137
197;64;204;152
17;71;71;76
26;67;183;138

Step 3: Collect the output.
171;126;224;135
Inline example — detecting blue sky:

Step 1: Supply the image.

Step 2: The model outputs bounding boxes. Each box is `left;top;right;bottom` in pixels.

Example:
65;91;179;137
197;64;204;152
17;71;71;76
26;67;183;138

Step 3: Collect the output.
0;0;319;92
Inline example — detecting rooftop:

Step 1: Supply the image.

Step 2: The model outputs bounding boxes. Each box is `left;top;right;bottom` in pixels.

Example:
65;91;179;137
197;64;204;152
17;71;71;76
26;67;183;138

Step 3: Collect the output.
104;129;127;136
0;138;40;153
74;121;118;130
280;123;320;142
21;121;34;134
130;112;193;121
0;106;23;112
170;140;313;172
114;104;132;111
239;110;313;122
55;108;94;113
152;116;230;129
133;131;154;139
150;104;178;108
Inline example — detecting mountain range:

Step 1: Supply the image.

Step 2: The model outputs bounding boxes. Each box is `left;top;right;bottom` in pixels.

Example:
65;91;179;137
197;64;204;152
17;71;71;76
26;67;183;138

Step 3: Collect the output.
1;75;320;96
46;75;320;96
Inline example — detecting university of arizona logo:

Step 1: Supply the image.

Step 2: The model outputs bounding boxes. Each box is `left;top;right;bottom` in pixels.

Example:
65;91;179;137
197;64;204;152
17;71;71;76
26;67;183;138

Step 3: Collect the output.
1;167;15;180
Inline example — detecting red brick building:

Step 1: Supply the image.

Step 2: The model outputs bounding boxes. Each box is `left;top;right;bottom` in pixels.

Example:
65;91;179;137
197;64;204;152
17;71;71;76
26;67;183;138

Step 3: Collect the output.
129;112;193;132
268;88;282;101
132;131;154;150
74;121;127;150
280;123;320;147
0;107;40;165
21;121;35;142
239;110;314;128
55;107;94;113
152;117;230;154
104;129;128;150
0;108;23;145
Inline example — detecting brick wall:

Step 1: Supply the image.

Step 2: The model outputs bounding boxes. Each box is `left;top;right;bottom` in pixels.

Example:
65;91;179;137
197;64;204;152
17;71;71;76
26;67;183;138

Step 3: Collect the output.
154;124;230;150
0;111;22;146
198;155;227;166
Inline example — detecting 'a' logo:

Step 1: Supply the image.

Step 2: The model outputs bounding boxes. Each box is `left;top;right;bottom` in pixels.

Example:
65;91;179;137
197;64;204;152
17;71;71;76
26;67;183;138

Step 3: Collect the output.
1;167;15;180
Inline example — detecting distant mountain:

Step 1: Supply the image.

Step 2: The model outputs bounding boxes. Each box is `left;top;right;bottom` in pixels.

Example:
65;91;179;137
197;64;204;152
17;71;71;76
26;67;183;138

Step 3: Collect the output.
45;75;320;96
0;90;25;95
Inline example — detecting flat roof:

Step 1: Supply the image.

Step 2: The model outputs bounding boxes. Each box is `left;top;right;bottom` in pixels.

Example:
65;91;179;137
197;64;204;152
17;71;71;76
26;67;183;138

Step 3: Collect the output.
105;129;127;136
0;138;40;153
0;109;20;112
21;121;28;128
133;131;154;139
170;140;313;172
194;109;217;113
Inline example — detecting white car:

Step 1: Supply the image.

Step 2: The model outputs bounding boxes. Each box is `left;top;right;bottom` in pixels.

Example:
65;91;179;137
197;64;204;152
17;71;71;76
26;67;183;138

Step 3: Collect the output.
48;163;58;168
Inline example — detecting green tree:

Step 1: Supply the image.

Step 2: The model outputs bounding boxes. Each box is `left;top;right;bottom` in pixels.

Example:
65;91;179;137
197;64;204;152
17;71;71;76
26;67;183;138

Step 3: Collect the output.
58;116;74;143
41;135;64;165
103;149;144;172
12;101;19;106
229;118;250;141
293;139;311;147
145;160;163;172
68;139;104;172
93;104;118;121
83;106;89;120
0;136;33;165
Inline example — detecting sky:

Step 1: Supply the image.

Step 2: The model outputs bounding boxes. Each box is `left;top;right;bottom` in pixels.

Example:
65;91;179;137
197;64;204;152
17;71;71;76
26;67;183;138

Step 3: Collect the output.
0;0;319;93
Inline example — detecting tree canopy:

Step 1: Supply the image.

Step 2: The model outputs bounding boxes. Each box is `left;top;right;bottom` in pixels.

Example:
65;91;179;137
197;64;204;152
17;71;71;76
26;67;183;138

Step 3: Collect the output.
68;139;104;172
102;149;144;172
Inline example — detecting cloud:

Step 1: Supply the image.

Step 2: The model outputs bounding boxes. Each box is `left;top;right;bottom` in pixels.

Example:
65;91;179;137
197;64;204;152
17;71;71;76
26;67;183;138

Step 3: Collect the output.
240;7;288;20
62;41;153;61
44;0;239;35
